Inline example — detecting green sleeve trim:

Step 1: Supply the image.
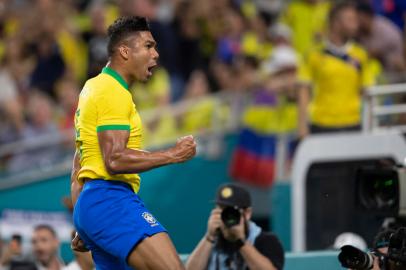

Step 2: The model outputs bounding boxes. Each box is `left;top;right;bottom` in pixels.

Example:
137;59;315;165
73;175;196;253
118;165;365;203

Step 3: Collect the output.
97;125;130;132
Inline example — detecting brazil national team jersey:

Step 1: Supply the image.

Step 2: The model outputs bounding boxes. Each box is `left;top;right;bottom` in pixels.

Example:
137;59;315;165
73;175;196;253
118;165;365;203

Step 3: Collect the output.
74;67;143;193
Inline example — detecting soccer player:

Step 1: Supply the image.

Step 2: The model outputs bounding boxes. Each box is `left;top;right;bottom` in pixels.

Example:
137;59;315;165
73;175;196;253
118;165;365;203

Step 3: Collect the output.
71;16;196;270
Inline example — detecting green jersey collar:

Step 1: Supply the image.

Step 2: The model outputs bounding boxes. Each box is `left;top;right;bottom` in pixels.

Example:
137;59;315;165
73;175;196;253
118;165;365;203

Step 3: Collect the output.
101;67;130;91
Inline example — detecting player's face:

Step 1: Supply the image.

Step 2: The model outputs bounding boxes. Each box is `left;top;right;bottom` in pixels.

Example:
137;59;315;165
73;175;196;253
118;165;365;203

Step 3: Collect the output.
31;229;59;265
127;31;159;82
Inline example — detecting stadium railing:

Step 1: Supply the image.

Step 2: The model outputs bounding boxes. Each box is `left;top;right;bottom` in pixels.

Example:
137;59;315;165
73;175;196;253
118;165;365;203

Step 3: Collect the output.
0;90;294;188
362;82;406;133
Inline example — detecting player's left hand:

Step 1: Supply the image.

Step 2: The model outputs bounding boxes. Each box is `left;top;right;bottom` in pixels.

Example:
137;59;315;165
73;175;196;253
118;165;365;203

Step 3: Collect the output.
71;232;89;252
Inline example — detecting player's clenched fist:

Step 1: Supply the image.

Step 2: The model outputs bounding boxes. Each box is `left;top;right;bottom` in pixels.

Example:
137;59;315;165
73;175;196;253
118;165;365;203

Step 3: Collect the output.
170;135;196;163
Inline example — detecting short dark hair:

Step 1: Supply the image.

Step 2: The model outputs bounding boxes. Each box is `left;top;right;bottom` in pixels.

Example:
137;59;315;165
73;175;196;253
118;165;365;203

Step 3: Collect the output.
329;1;356;24
107;16;150;56
34;224;57;238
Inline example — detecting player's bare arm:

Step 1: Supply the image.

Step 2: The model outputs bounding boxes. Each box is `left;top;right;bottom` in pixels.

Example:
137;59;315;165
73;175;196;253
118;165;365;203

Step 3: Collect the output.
71;150;82;206
98;130;196;175
70;150;89;252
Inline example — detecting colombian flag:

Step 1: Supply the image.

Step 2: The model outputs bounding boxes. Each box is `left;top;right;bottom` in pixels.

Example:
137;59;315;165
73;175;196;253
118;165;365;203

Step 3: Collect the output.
230;90;297;187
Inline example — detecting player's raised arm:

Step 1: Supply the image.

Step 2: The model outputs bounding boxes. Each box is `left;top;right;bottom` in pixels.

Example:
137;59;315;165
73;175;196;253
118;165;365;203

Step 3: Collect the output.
98;130;196;175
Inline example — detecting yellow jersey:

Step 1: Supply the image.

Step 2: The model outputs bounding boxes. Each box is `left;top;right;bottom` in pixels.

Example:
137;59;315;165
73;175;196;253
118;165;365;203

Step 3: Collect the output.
74;67;143;192
299;42;375;127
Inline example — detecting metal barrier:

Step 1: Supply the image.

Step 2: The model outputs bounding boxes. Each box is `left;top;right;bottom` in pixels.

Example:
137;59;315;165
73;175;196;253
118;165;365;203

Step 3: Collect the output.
0;92;246;182
3;82;406;186
362;83;406;133
0;89;297;187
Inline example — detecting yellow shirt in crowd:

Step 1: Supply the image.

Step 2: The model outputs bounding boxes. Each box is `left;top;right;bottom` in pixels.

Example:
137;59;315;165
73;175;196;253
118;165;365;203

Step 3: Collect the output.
74;67;143;192
281;0;330;56
299;42;375;127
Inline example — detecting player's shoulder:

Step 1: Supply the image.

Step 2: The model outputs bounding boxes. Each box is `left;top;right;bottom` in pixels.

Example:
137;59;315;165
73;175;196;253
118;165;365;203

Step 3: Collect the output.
81;73;123;99
85;74;111;92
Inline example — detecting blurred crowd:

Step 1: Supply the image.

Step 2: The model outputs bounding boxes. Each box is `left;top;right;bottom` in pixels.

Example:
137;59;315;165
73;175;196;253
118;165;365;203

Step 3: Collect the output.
0;227;94;270
0;0;405;172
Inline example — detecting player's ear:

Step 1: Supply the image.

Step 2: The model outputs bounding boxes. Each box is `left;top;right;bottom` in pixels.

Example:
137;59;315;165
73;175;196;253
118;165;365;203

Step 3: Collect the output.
118;45;130;60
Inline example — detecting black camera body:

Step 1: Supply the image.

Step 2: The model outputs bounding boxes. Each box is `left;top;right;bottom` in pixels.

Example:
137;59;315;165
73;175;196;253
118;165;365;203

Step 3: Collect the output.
221;206;241;228
387;228;406;267
338;227;406;270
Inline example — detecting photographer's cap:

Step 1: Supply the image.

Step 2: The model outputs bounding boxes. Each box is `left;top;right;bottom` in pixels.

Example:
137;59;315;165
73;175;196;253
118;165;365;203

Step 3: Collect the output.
215;183;251;208
373;228;395;249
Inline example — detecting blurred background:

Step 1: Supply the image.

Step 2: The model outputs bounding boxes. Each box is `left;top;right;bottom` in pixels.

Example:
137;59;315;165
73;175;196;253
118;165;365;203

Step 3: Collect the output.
0;0;405;269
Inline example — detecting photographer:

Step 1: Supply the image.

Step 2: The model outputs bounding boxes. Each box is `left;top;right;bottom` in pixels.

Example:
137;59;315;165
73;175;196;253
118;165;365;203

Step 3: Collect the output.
0;234;37;270
339;227;406;270
186;184;284;270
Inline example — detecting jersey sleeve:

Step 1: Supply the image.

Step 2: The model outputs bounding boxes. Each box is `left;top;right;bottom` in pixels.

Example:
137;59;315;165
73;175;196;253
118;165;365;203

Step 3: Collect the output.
96;92;131;132
254;232;285;270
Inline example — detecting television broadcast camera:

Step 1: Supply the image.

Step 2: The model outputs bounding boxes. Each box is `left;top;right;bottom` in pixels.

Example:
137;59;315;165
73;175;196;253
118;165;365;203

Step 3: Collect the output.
356;165;406;217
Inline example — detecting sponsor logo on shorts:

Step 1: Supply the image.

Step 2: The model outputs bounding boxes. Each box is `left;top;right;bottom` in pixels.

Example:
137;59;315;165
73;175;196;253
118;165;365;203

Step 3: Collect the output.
142;212;158;227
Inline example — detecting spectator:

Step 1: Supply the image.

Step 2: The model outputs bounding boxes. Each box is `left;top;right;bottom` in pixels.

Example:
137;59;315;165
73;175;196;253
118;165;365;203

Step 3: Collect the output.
371;0;406;31
186;183;284;270
173;1;206;85
132;67;178;147
29;31;66;99
230;46;298;187
55;78;79;131
82;1;109;78
280;0;330;56
31;225;64;270
0;234;37;270
181;70;216;134
297;2;375;137
356;3;405;73
369;228;394;270
7;91;62;173
215;6;246;65
0;37;33;144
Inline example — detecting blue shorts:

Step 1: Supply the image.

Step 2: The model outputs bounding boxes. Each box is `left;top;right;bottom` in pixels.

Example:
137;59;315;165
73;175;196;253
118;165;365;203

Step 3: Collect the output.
73;180;167;270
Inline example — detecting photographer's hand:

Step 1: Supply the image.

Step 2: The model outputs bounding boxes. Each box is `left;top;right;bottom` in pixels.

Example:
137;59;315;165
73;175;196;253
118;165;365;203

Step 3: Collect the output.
206;208;222;242
185;208;222;270
222;212;246;242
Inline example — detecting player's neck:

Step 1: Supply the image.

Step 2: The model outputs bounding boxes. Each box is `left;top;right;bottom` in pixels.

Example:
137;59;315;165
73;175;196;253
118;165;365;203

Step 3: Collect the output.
105;61;134;87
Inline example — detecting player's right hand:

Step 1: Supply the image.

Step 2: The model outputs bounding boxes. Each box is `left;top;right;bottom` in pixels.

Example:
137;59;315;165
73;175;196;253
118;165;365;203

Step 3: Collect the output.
206;208;222;240
71;232;89;252
171;135;196;163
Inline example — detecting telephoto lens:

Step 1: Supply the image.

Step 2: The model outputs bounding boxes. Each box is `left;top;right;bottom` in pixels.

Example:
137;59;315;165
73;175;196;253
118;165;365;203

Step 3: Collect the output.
338;245;374;270
221;207;241;228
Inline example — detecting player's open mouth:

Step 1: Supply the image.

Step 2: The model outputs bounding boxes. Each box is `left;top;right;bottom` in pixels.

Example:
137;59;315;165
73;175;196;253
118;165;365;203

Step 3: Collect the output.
147;64;157;76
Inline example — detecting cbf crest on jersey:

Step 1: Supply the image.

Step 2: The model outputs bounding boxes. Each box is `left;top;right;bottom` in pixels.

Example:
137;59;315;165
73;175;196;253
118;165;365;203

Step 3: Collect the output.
142;212;158;227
